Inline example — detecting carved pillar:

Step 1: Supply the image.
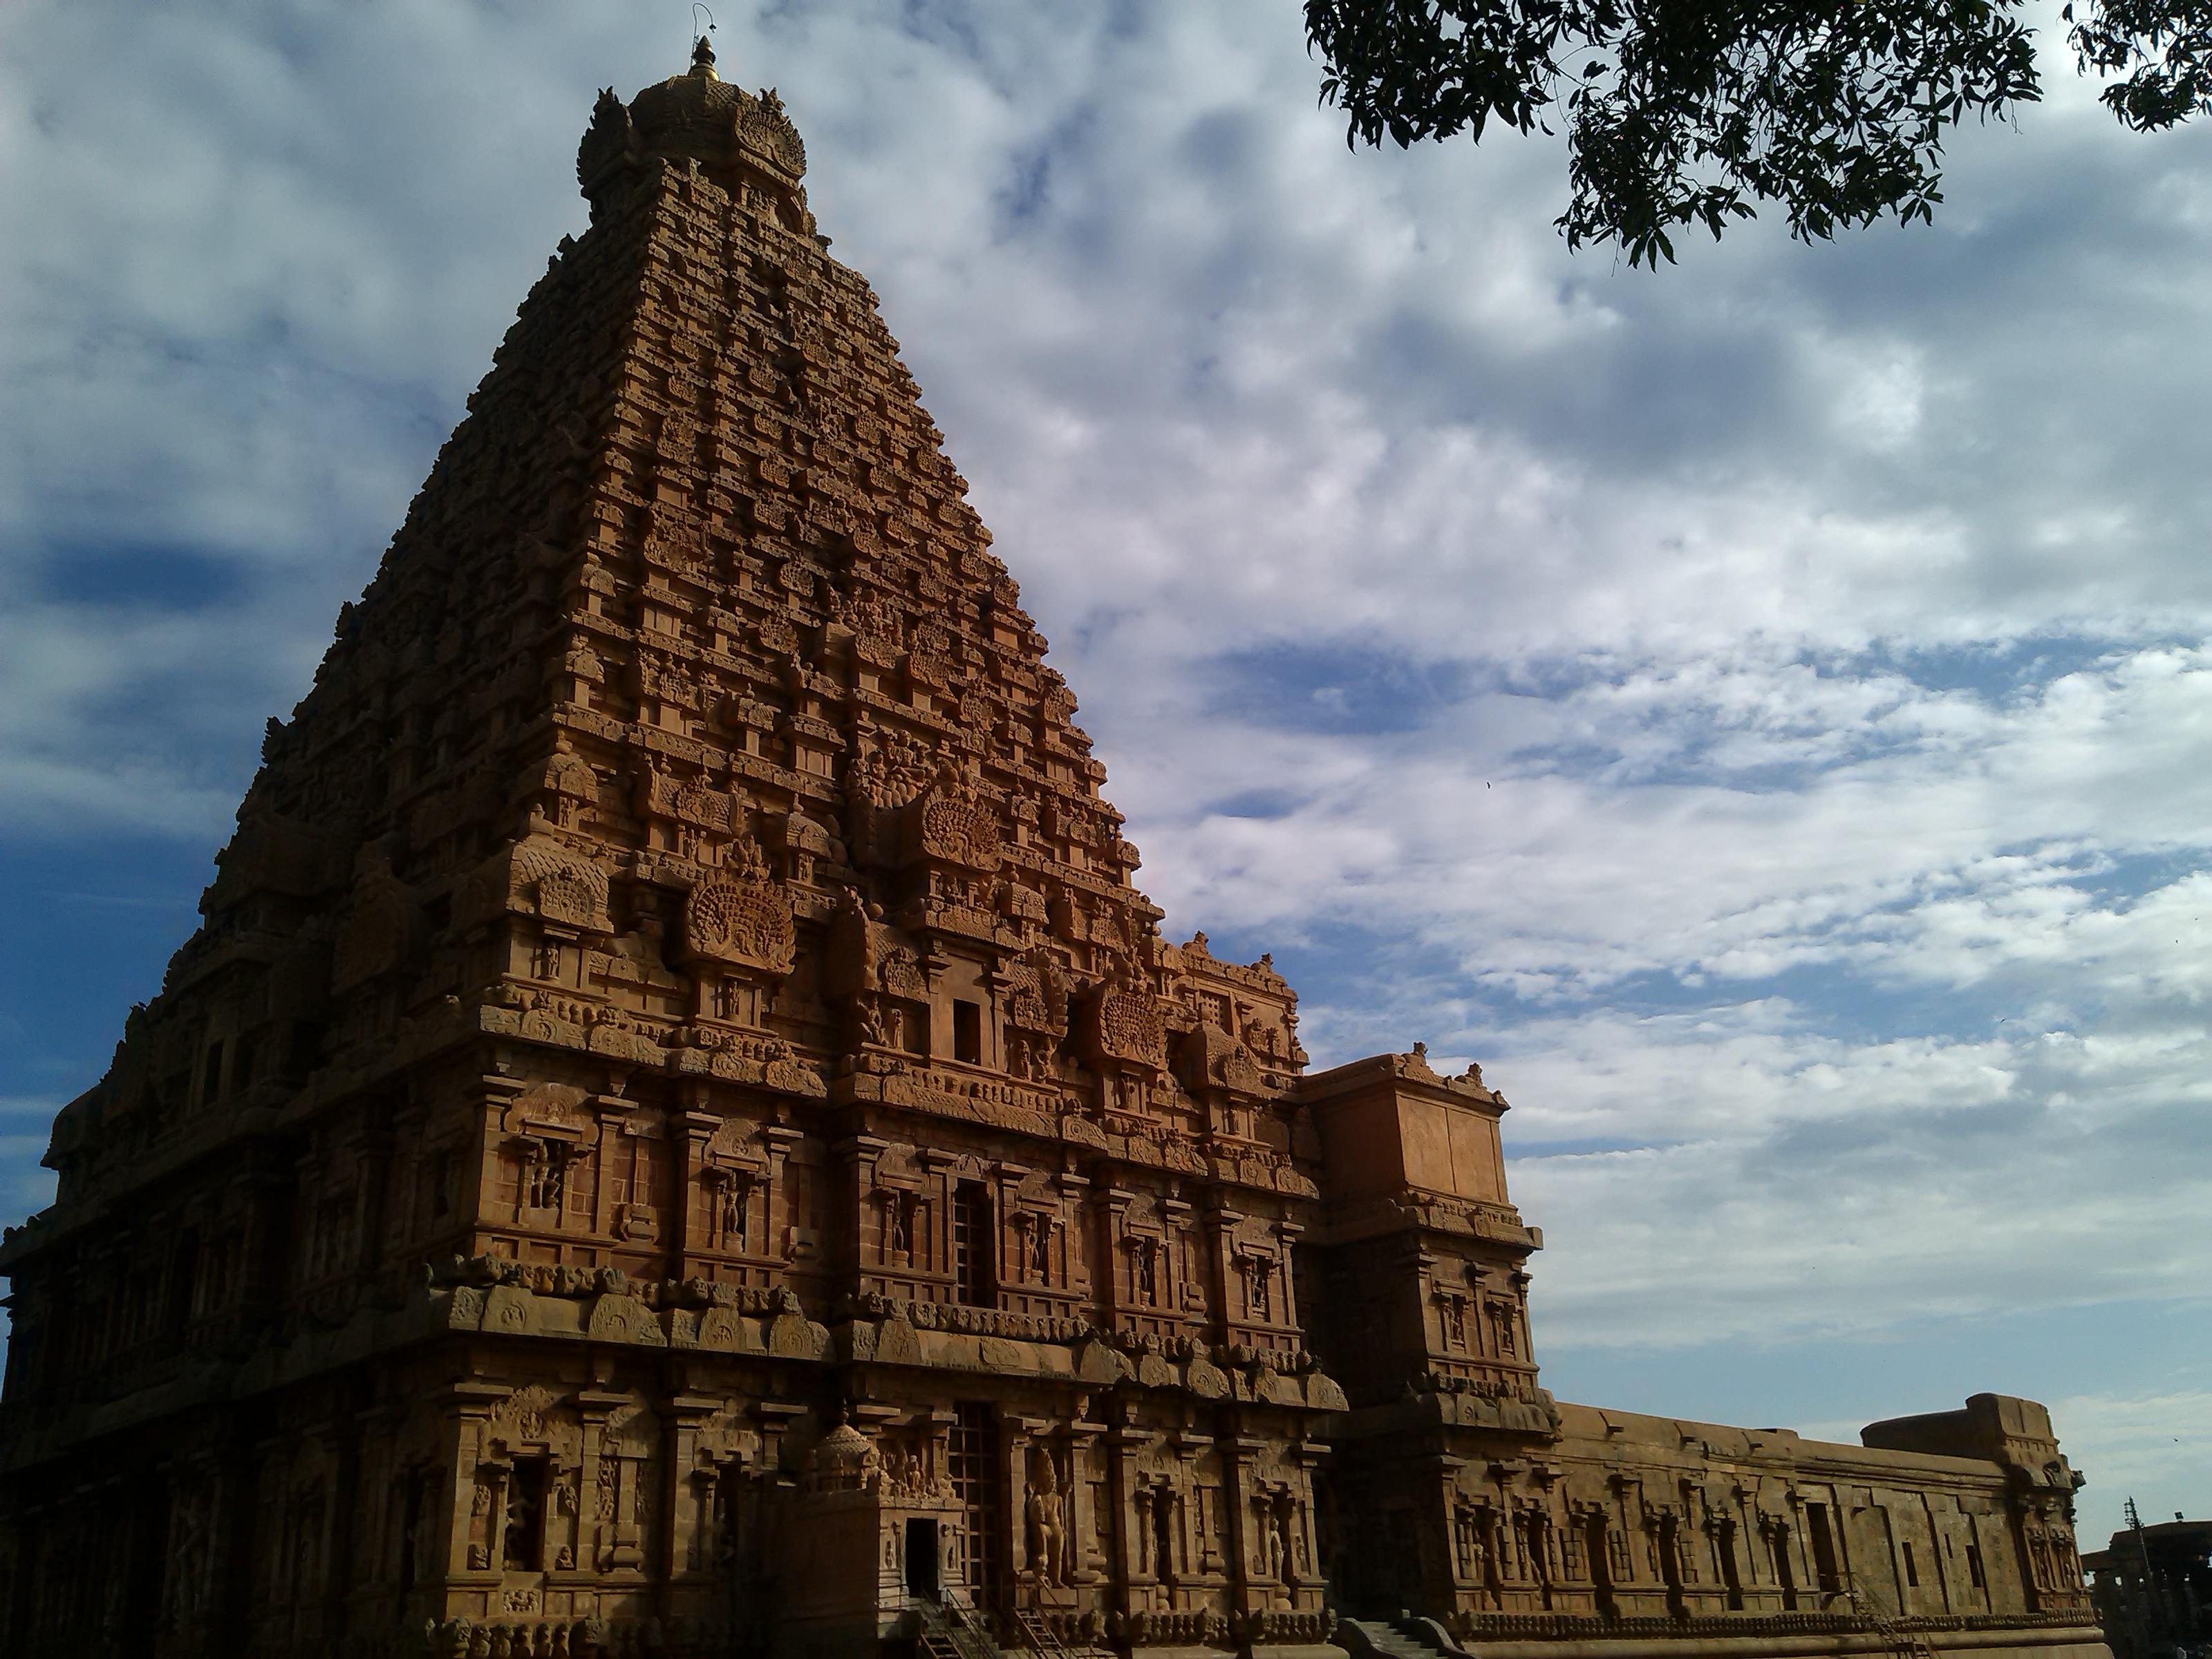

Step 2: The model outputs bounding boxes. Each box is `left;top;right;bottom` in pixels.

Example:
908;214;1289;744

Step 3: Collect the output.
1203;1203;1243;1340
1292;1441;1329;1600
471;1081;519;1249
577;1385;628;1574
1105;1405;1148;1602
1222;1433;1264;1611
1069;1420;1105;1586
1054;1168;1090;1299
674;1102;719;1272
1006;1417;1039;1585
1096;1187;1134;1329
1170;1431;1210;1586
1273;1219;1304;1334
662;1390;720;1605
1161;1195;1194;1321
444;1382;505;1586
919;1148;959;1291
761;1125;805;1277
837;1133;890;1288
590;1097;635;1240
980;958;1012;1072
991;1161;1030;1302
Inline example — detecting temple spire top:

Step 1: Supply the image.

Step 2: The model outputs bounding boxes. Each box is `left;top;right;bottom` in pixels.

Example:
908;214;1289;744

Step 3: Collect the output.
690;33;718;80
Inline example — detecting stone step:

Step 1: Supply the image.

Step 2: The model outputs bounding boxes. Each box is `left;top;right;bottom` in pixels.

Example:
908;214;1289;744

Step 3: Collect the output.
1342;1618;1443;1659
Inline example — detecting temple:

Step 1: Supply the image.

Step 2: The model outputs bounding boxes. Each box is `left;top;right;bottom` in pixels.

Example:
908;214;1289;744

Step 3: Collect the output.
0;41;2110;1659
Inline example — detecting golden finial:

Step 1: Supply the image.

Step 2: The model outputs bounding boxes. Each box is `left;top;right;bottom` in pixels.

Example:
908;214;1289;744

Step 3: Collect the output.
690;6;718;78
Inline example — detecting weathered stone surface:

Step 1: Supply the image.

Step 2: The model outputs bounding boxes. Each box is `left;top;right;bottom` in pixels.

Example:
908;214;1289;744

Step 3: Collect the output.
0;37;2100;1659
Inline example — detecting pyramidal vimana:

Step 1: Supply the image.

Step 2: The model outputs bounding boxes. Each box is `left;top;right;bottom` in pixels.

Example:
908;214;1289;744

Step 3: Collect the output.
0;41;2105;1659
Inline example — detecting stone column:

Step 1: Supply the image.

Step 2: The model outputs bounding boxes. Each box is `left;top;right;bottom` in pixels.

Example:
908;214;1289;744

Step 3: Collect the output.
1069;1420;1105;1586
991;1161;1032;1303
919;1148;960;1289
661;1389;720;1607
836;1134;890;1289
1053;1168;1089;1299
674;1100;719;1273
1170;1432;1210;1586
471;1080;521;1248
1291;1441;1331;1602
1096;1187;1133;1330
980;959;1013;1073
1006;1418;1039;1584
1273;1219;1304;1335
1160;1196;1194;1324
1222;1433;1265;1612
1105;1404;1150;1603
1203;1203;1244;1340
761;1125;804;1275
444;1381;506;1589
590;1096;637;1239
577;1385;630;1574
923;1407;958;1501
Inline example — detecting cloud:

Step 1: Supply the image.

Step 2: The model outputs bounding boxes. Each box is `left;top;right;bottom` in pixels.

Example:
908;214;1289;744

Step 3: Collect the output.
2045;1389;2212;1541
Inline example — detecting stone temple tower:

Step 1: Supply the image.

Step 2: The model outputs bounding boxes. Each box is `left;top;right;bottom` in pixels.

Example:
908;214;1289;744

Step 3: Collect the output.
0;41;2104;1659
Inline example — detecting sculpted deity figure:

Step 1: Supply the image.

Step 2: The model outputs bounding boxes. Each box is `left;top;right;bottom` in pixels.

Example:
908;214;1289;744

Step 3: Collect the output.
1268;1490;1295;1581
1026;1446;1067;1586
163;1481;214;1631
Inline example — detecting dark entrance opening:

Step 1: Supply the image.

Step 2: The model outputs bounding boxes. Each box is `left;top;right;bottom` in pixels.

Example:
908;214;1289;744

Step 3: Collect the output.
906;1517;940;1599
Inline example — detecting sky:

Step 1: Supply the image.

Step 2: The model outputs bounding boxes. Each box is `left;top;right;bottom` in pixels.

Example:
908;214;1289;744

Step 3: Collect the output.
3;0;2208;1541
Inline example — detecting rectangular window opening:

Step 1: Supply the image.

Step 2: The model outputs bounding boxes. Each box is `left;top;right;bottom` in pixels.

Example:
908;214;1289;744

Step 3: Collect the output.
1808;1503;1842;1594
953;999;982;1065
1903;1540;1920;1588
952;1183;994;1308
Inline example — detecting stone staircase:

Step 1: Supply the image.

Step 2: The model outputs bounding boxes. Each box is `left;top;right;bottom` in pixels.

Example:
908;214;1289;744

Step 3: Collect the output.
919;1598;1003;1659
1338;1615;1465;1659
